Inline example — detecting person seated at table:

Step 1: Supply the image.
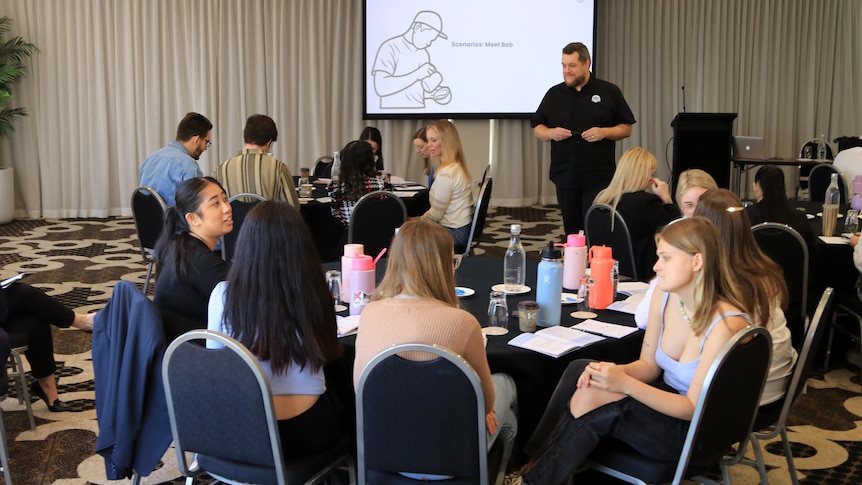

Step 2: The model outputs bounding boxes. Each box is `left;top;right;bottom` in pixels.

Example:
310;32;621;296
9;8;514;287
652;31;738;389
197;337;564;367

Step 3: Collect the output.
353;219;518;477
695;189;797;417
327;140;392;229
747;165;814;247
413;126;435;187
154;177;232;342
208;200;343;458
360;126;385;172
513;217;751;484
213;114;300;207
675;168;718;218
0;282;94;410
420;120;475;249
634;169;716;328
593;146;680;280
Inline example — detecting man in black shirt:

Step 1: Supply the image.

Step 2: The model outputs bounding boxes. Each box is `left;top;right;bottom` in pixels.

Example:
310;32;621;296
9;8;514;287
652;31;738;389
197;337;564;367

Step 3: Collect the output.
531;42;636;235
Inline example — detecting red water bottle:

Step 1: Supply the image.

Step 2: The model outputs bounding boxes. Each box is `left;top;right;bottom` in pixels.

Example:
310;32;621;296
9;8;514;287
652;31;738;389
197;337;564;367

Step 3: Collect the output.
588;245;614;310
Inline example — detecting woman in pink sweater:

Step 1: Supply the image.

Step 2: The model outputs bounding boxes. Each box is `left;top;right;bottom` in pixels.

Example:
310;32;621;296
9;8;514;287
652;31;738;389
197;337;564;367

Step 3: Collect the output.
353;219;518;480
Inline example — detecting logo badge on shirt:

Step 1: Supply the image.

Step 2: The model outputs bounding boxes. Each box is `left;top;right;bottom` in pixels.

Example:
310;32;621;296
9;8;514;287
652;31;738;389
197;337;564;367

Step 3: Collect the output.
591;95;602;103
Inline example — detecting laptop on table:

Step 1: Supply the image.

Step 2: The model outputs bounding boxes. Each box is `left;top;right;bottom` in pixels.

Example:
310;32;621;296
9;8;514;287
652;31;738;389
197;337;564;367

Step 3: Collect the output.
732;136;766;160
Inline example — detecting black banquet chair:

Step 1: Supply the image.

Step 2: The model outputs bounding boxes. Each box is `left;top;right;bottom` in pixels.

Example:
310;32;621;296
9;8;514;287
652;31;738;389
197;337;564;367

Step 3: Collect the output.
456;176;493;257
584;203;639;281
348;190;407;258
219;192;265;263
130;186;168;294
583;326;772;485
808;163;847;203
312;155;334;178
356;343;500;485
752;222;809;349
162;330;354;485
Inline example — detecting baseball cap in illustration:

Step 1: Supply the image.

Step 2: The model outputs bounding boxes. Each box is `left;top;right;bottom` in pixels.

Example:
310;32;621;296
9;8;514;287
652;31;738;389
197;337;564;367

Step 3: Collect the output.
412;11;448;39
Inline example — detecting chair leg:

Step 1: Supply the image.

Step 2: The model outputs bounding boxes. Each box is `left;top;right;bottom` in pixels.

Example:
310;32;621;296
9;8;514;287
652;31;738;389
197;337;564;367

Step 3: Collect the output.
778;427;800;485
9;348;35;431
748;434;770;485
0;409;11;485
143;261;154;295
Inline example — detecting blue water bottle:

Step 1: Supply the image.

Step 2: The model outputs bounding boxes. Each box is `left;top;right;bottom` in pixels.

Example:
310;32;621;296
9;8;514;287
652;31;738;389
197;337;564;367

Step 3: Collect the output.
536;241;564;327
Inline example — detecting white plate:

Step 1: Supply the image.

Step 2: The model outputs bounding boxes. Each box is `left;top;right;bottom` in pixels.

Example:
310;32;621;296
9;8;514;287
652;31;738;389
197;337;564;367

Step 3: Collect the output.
455;287;475;298
334;304;348;312
815;212;844;218
561;293;583;305
491;284;531;295
805;214;815;220
482;327;509;336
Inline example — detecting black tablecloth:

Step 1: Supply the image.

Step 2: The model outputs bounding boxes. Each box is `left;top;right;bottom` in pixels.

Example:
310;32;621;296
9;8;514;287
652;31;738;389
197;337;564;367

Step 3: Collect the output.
324;256;644;447
793;200;856;301
300;182;430;262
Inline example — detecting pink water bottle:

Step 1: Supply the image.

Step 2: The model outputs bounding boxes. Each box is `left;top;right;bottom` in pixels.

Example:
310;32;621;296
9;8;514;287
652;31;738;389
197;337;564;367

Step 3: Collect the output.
562;234;587;290
588;245;614;310
349;255;376;315
341;244;364;303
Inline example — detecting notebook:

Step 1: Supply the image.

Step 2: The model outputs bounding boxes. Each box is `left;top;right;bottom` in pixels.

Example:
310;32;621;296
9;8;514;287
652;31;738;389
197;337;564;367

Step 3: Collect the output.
732;136;766;160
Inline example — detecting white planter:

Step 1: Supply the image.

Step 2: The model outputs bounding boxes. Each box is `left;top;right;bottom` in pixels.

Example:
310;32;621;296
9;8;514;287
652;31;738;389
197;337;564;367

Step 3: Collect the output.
0;167;14;224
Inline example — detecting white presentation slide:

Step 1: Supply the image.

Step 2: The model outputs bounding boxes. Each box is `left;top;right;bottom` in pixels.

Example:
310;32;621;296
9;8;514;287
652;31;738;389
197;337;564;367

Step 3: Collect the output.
364;0;596;119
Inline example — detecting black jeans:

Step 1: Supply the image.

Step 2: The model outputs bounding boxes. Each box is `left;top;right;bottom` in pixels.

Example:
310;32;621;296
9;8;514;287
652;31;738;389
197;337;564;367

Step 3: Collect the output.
556;186;601;236
524;359;691;485
2;283;74;378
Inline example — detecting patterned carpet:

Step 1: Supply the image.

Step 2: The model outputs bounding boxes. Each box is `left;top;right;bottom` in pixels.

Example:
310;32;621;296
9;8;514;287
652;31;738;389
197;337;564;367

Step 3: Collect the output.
0;207;861;484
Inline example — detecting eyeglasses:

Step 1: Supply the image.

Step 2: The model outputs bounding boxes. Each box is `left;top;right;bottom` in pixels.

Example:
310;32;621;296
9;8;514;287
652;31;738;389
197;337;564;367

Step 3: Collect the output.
202;137;212;148
453;254;463;270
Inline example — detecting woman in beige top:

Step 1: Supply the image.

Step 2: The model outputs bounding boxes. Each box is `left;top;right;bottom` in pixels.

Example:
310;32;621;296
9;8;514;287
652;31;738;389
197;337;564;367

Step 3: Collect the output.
354;219;517;478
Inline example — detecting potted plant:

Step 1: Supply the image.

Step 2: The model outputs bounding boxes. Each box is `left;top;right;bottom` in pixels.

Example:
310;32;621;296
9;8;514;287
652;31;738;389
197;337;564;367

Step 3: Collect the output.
0;16;38;224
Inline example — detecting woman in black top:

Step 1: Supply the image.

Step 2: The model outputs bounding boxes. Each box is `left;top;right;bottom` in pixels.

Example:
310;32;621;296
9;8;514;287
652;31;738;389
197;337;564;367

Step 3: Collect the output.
154;177;232;342
747;166;814;247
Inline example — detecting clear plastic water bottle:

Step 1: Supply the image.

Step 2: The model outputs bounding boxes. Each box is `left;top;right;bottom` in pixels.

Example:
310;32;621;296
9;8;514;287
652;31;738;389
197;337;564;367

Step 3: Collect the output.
503;224;526;292
817;134;828;161
826;173;840;206
331;151;341;181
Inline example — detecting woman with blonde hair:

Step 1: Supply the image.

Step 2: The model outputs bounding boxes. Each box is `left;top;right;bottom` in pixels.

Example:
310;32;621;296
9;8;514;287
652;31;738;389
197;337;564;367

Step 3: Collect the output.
675;168;719;218
593;147;680;280
516;217;751;484
421;120;475;249
354;219;517;478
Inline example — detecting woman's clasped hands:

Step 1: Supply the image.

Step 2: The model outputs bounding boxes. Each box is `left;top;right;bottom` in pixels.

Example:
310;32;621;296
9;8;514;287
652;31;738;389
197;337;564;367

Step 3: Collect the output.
577;361;630;393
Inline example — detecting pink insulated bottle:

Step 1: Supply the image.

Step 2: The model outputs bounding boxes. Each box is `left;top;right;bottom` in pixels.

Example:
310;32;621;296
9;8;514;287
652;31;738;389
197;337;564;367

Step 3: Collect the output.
562;233;587;290
349;255;376;315
341;244;364;303
588;245;614;310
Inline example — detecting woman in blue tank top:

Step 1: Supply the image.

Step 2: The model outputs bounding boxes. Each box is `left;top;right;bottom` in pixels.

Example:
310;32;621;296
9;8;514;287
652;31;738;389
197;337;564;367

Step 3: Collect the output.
514;217;754;485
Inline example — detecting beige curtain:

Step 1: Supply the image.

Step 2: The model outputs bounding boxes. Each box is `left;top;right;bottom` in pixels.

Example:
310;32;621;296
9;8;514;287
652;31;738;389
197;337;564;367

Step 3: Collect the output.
0;0;859;216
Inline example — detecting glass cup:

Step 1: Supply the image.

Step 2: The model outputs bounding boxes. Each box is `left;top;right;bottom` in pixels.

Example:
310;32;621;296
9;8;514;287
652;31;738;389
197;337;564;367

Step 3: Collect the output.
845;209;860;235
517;301;539;333
485;290;509;335
325;270;343;309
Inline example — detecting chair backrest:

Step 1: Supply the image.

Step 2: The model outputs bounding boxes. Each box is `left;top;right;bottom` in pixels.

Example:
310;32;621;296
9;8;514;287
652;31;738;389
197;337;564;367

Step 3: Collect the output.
584;203;639;281
130;186;168;260
162;330;286;485
808;163;848;203
459;176;493;256
752;222;809;347
356;343;488;484
348;190;407;258
220;193;266;263
313;156;334;178
673;326;772;483
799;140;834;160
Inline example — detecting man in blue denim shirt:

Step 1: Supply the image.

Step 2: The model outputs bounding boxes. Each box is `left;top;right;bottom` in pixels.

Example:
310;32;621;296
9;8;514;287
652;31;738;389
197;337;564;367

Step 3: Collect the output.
139;112;212;206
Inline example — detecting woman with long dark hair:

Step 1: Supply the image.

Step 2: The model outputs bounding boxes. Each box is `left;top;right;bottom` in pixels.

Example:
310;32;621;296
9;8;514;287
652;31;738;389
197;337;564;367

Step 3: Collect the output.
208;200;343;457
359;126;384;172
747;166;813;246
153;176;232;342
413;126;435;187
327;140;392;228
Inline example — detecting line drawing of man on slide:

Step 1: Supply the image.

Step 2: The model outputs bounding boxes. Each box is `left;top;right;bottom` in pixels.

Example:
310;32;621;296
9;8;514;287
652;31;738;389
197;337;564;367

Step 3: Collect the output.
372;10;452;109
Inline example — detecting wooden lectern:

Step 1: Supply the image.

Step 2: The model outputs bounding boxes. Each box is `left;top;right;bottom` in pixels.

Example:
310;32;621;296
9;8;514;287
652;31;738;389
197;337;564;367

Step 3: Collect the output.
670;113;737;196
